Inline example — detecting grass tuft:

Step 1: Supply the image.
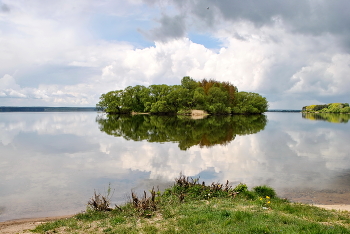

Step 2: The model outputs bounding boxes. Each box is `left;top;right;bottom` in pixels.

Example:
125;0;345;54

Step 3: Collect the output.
253;185;277;198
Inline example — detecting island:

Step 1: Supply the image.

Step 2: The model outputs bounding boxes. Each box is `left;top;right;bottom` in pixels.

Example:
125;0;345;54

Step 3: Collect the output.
96;77;268;115
302;103;350;113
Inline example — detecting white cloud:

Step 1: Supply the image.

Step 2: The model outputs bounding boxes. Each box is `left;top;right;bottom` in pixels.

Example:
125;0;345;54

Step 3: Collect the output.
0;74;26;98
288;54;350;96
0;74;18;88
0;0;349;109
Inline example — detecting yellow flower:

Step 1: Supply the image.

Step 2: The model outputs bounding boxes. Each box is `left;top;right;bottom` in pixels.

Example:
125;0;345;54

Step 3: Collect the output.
267;201;271;204
266;196;270;199
259;198;263;200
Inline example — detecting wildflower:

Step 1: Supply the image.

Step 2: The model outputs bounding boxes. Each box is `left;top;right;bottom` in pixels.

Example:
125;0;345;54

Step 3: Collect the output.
267;201;271;204
259;198;263;201
266;196;270;199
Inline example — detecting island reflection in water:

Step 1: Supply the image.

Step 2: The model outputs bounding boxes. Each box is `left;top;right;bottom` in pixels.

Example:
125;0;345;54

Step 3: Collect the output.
0;112;350;222
96;114;267;150
302;113;350;123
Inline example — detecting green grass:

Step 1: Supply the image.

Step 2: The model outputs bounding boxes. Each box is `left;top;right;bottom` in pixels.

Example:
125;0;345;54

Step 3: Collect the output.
32;178;350;234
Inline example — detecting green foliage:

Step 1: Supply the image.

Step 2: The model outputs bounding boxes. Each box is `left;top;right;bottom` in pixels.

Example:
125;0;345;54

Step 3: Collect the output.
177;109;192;115
253;185;277;198
123;85;150;113
340;106;350;113
97;76;268;114
302;103;350;113
181;76;199;90
193;87;206;109
233;183;248;193
232;92;269;114
163;175;234;200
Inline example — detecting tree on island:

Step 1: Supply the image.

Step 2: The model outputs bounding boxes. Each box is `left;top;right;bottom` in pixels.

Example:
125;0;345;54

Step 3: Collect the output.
96;77;268;115
302;103;350;113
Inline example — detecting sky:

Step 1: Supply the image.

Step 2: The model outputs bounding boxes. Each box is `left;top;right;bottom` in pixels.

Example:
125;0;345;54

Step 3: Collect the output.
0;0;349;109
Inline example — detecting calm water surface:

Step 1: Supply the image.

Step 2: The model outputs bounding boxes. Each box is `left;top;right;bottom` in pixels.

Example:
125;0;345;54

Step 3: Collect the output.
0;112;349;222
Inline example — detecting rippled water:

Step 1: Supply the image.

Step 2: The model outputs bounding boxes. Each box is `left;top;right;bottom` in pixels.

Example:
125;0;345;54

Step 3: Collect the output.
0;112;349;222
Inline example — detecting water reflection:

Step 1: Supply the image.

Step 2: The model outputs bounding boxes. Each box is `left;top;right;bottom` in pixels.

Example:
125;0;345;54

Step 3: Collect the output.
0;112;350;222
96;114;267;150
302;113;350;123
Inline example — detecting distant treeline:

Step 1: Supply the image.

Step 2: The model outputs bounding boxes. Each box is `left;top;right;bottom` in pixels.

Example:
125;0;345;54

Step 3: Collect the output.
96;77;268;115
0;107;97;112
302;103;350;113
267;110;301;112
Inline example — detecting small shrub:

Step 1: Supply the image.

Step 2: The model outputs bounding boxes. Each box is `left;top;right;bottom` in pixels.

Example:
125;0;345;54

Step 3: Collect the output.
253;185;276;198
131;187;157;216
241;190;257;200
168;175;237;200
88;183;114;211
88;191;112;211
233;183;248;193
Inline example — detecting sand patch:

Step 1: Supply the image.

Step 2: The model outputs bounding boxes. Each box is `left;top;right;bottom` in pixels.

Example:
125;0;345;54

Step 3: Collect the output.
313;204;350;212
0;215;73;234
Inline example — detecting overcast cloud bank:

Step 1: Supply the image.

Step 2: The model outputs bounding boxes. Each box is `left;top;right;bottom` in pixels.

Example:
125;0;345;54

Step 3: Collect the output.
0;0;349;109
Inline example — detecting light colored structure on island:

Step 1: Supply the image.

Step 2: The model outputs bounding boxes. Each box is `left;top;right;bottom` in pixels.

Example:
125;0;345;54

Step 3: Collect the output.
191;110;209;119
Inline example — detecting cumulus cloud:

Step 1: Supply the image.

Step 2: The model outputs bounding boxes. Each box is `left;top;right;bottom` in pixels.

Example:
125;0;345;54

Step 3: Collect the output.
288;54;350;96
0;74;26;98
0;74;102;105
0;0;349;108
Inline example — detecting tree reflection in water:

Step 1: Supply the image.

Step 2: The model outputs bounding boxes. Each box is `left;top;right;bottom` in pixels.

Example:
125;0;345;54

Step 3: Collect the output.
302;113;350;123
96;114;267;150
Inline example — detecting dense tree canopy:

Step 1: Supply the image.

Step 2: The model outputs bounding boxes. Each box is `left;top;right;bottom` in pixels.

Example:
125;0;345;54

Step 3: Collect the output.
302;103;350;113
96;77;268;114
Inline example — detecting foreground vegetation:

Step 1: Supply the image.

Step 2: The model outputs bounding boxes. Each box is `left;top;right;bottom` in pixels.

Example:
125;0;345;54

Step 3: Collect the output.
33;176;350;234
97;77;268;115
302;103;350;113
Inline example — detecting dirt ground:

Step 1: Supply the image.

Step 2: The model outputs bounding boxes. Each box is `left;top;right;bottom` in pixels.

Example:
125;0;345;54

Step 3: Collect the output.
0;215;73;234
280;189;350;205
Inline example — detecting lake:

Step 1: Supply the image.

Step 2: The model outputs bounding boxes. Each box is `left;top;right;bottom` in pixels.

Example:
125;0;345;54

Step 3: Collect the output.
1;112;350;222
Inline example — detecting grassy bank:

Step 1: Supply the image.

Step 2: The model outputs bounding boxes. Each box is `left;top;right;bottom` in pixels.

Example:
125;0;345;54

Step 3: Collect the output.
33;176;350;233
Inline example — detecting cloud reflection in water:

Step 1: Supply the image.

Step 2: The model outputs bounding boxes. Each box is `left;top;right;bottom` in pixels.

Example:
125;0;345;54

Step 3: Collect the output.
0;112;349;221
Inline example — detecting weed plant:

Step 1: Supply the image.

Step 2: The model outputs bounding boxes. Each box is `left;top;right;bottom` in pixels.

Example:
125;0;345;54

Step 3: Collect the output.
33;175;350;233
